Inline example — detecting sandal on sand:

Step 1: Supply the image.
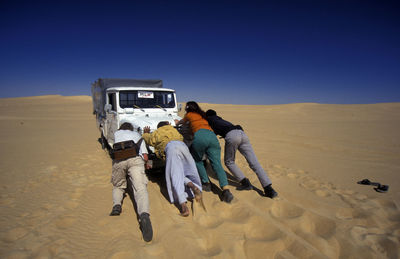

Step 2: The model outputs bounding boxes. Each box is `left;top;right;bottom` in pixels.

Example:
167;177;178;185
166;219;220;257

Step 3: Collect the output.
180;202;190;217
357;179;371;185
375;184;389;193
357;179;389;193
357;179;380;186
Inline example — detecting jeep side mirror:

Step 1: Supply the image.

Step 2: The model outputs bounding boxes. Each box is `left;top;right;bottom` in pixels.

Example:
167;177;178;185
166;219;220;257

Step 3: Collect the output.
178;103;182;112
104;104;112;113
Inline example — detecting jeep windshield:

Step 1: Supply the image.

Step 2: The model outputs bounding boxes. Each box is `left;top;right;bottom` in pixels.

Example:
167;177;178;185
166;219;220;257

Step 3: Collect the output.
119;90;176;109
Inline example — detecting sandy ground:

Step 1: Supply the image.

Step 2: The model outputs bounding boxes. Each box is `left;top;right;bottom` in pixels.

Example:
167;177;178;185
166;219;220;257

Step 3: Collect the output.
0;95;399;259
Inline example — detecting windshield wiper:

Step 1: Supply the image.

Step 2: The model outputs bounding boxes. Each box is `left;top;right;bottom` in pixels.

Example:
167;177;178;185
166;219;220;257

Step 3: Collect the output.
155;105;167;111
133;105;145;112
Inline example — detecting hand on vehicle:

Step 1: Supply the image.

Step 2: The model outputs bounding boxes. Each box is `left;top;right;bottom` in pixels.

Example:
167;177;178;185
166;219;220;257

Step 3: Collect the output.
143;126;151;133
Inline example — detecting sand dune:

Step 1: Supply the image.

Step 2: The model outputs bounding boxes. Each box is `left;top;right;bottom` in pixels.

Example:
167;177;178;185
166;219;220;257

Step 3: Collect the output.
0;95;399;258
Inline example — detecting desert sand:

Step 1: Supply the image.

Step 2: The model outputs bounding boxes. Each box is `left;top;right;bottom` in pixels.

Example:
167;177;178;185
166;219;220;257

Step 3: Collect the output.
0;95;399;258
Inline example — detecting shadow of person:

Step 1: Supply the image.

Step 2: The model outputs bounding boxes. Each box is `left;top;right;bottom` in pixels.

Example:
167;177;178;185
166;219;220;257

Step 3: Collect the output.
204;159;265;198
204;159;239;187
146;167;189;213
202;160;240;201
146;167;170;203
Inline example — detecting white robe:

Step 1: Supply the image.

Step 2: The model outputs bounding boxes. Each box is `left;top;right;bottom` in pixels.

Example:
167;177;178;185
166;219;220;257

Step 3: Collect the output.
164;141;202;204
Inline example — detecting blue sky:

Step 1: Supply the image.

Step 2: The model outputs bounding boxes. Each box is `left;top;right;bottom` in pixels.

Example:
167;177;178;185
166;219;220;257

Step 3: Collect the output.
1;1;399;104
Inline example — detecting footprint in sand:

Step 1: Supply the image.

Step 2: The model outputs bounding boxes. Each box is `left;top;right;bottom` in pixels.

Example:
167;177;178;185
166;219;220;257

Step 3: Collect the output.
282;239;326;259
299;177;320;191
196;214;224;229
315;189;331;197
219;204;252;223
350;226;399;258
197;238;223;257
287;172;299;179
270;200;305;219
299;211;336;239
244;215;286;242
335;207;367;220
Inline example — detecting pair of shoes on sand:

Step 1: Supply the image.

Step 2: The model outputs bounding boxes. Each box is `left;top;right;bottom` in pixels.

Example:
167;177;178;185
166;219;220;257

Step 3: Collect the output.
110;205;153;242
357;178;389;193
238;178;278;199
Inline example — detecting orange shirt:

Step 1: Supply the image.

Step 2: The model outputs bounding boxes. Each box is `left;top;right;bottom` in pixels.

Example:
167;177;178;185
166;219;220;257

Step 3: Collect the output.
183;112;213;134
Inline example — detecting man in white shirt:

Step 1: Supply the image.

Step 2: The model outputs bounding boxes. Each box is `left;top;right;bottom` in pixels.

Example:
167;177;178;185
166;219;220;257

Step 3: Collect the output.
110;122;153;242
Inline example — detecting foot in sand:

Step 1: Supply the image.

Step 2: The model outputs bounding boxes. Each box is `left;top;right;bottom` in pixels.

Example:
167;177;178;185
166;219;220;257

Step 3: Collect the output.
109;204;121;216
180;202;190;217
222;189;234;203
187;182;206;212
264;184;278;199
139;213;153;242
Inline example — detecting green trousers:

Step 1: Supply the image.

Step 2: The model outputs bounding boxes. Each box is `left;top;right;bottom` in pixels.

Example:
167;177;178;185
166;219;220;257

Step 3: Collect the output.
191;129;228;188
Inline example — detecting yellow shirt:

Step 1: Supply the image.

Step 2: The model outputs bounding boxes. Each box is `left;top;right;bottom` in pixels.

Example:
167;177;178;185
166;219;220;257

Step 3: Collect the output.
142;125;183;160
183;112;212;134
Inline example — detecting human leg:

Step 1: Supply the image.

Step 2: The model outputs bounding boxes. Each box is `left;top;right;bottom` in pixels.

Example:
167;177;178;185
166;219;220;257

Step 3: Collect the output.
179;142;202;190
110;187;124;216
126;157;153;241
238;132;272;187
224;130;246;181
205;131;229;188
191;130;210;185
165;142;188;205
110;161;128;216
127;157;149;215
203;131;233;203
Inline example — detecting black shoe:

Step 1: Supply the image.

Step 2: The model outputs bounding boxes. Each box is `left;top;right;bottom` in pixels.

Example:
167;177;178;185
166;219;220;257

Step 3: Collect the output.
202;182;211;192
222;189;234;203
110;204;122;216
237;178;252;190
264;184;278;199
139;213;153;242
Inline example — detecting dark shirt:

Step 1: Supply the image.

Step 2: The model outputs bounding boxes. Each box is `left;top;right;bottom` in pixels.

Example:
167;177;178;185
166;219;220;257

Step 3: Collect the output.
206;115;242;138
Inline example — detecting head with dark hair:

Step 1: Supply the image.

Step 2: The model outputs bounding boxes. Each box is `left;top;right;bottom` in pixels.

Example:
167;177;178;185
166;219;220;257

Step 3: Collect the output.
119;122;133;131
157;121;170;128
185;101;206;118
205;109;217;117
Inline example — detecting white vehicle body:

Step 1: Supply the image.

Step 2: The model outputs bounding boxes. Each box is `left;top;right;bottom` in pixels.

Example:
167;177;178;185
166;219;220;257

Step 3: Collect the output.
91;78;182;149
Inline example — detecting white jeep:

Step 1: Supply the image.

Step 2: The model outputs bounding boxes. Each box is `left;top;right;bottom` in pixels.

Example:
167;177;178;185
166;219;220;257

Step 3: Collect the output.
91;78;183;163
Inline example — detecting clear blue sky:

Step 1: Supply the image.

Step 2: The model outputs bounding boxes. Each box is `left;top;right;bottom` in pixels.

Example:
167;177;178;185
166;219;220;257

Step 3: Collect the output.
1;1;399;104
